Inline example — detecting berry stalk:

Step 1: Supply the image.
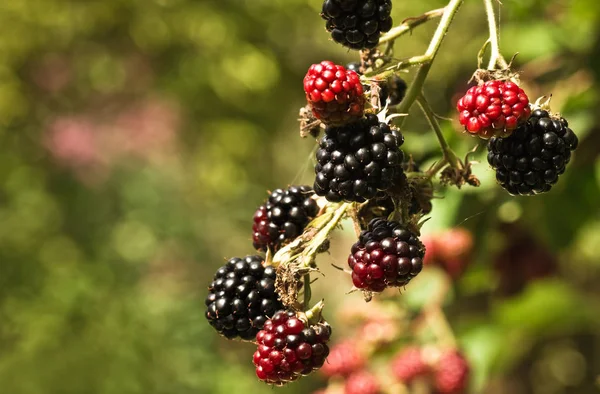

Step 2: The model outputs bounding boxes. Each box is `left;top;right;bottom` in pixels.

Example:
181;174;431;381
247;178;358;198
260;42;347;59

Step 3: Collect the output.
417;95;461;172
378;7;446;45
395;0;464;128
483;0;508;70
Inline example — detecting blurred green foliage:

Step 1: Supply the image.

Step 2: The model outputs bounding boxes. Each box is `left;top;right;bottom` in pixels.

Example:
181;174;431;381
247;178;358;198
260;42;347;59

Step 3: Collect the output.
0;0;599;393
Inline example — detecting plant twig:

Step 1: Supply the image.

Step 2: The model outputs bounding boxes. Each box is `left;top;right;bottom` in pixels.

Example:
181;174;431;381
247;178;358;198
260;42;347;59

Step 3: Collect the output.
483;0;508;69
416;95;461;170
394;0;465;127
379;7;446;44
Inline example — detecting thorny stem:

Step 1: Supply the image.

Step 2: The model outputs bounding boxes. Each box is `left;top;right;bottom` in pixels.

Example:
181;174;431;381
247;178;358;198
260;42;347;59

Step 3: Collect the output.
395;0;464;128
416;95;461;170
378;7;446;44
484;0;508;69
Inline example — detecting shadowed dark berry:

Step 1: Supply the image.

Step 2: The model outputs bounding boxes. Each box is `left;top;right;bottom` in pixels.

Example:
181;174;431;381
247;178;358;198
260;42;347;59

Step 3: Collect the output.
253;185;319;252
321;0;393;50
314;114;405;202
205;255;283;341
349;218;425;293
487;110;578;195
253;310;332;385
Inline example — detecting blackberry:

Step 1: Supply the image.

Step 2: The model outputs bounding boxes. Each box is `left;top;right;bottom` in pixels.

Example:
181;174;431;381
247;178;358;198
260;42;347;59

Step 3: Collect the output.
402;160;433;215
253;310;331;385
205;255;283;341
252;186;319;252
348;218;424;292
386;74;407;106
457;80;531;139
304;61;365;125
314;114;405;202
344;371;380;394
434;350;470;394
487;109;578;195
321;0;393;50
321;341;365;377
391;346;429;383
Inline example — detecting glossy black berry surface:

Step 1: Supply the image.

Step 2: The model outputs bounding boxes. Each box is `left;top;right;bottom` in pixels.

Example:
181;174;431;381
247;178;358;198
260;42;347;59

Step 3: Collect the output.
205;255;283;341
348;218;425;292
487;109;578;196
321;0;393;50
314;114;405;202
253;186;319;252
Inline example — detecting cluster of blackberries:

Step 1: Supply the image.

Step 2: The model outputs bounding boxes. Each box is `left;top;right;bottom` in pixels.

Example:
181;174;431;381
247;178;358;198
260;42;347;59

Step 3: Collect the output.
253;310;331;385
348;218;424;292
321;0;393;50
487;109;578;195
314;114;405;202
205;256;283;340
252;186;319;252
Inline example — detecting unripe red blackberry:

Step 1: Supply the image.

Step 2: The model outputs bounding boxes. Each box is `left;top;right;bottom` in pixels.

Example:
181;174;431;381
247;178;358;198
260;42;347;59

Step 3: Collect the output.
391;346;429;383
253;310;332;385
314;114;405;202
304;61;365;125
457;80;531;139
205;256;283;341
487;109;578;195
321;0;393;50
320;341;365;377
252;186;319;252
434;351;470;394
348;218;425;292
344;371;380;394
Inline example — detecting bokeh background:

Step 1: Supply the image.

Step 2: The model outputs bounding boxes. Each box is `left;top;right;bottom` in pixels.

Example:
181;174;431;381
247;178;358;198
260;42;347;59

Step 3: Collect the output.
1;0;599;393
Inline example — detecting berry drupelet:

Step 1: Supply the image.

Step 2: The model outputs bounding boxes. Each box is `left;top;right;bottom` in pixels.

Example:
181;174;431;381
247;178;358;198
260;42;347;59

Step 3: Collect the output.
252;186;319;252
457;80;531;139
348;218;425;292
205;256;283;341
253;310;332;385
314;114;405;202
321;0;393;50
304;61;365;125
487;109;578;195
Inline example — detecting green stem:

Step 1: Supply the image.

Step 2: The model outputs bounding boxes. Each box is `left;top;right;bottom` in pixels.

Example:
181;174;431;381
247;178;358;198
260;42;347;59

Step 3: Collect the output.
483;0;507;69
395;0;464;128
416;95;461;169
378;7;446;44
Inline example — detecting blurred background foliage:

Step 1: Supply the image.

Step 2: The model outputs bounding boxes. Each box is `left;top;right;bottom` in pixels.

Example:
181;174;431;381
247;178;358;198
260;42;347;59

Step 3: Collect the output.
0;0;599;393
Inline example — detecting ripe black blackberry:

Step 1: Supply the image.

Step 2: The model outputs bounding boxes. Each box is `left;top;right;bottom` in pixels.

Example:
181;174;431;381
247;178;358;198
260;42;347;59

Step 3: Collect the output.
402;160;433;215
487;109;578;195
205;255;283;341
348;218;425;292
321;0;393;50
314;114;405;202
253;310;331;385
386;74;407;106
253;186;319;252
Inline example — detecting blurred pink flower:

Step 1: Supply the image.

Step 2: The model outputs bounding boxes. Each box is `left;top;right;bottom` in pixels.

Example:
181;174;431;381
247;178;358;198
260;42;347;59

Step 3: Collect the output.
45;97;181;182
